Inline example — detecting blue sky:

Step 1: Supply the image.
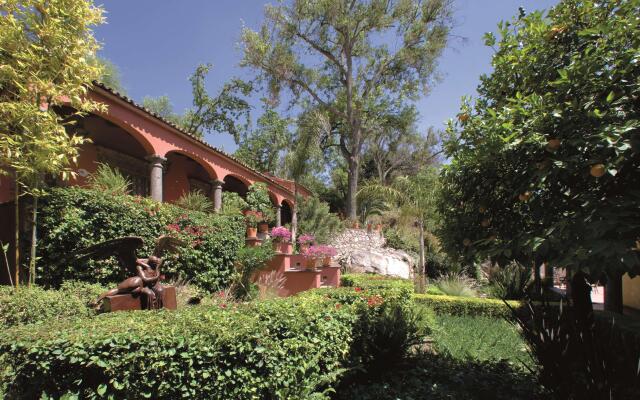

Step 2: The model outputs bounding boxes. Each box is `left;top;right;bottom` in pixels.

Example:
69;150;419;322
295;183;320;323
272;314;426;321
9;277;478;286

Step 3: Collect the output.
94;0;559;152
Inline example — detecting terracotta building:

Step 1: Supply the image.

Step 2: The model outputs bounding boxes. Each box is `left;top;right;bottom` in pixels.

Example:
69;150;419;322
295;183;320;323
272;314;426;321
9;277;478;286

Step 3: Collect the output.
0;83;312;285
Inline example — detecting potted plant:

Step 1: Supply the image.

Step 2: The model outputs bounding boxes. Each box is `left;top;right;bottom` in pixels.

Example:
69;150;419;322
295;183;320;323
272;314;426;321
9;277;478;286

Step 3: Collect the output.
244;210;263;238
246;183;276;233
298;233;315;253
302;245;323;270
318;245;337;267
271;226;292;254
366;222;373;232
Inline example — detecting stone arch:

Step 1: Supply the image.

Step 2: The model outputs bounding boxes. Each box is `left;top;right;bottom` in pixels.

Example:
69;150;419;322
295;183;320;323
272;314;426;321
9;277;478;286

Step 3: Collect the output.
222;174;251;198
281;199;293;226
163;150;217;203
92;111;157;155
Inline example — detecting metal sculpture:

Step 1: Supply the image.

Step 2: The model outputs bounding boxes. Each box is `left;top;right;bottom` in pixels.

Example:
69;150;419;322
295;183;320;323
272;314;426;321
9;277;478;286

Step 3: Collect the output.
71;236;182;310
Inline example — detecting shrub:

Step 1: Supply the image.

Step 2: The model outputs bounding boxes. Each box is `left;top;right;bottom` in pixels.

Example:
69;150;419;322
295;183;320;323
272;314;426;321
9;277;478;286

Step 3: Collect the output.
510;300;640;399
231;242;275;299
86;163;131;195
221;191;248;215
434;272;477;297
297;196;343;244
483;261;532;300
0;282;104;329
246;182;275;224
174;190;214;213
413;294;522;319
0;288;416;399
341;273;414;292
37;187;244;292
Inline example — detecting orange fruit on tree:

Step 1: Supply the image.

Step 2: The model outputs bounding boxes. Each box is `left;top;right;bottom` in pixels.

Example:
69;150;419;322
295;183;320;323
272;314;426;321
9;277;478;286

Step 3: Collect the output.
518;191;532;202
590;164;606;178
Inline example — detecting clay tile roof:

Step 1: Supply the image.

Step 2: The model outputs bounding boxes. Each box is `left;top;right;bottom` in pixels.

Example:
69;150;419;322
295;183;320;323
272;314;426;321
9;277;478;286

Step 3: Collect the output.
91;81;308;197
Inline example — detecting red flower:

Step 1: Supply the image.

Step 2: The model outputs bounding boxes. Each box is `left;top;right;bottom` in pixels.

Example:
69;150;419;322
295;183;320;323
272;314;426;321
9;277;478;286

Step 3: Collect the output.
335;303;342;310
354;287;363;292
366;295;384;307
219;303;227;309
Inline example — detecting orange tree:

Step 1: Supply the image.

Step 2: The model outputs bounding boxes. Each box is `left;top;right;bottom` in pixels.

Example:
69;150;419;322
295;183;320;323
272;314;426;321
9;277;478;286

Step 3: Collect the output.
438;0;640;314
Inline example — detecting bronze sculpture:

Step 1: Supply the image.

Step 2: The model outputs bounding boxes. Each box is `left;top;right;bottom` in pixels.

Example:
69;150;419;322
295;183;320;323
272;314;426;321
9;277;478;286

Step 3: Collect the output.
71;236;182;310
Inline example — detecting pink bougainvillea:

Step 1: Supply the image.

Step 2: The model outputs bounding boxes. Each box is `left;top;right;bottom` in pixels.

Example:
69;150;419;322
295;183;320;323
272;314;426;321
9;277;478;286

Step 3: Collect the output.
298;234;315;244
271;226;291;242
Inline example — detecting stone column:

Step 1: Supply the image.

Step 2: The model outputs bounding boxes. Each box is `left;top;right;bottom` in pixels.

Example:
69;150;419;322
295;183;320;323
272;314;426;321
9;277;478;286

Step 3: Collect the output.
147;155;166;202
275;204;282;227
212;180;224;212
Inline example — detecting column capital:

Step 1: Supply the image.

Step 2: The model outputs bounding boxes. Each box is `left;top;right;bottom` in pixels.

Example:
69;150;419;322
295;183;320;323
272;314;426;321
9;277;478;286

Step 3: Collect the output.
211;179;225;188
146;154;167;166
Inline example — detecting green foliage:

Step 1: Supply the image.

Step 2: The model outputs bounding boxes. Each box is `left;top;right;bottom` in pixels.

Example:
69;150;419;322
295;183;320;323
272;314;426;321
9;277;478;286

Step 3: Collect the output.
93;57;127;94
221;191;248;215
36;187;244;292
412;294;522;319
511;301;640;399
86;163;131;195
484;261;533;300
232;243;276;300
245;182;275;224
142;95;186;127
297;196;343;244
341;274;414;292
429;313;532;367
0;287;419;399
439;0;640;280
434;273;477;297
174;190;214;213
0;282;104;329
334;355;542;400
235;109;291;173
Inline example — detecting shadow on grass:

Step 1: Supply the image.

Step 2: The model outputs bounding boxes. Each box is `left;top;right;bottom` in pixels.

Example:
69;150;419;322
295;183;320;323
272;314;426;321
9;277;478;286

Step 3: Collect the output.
333;352;543;400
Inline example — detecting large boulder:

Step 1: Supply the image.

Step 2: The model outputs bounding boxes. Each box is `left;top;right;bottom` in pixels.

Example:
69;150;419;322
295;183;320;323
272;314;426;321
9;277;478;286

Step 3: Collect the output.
331;229;414;279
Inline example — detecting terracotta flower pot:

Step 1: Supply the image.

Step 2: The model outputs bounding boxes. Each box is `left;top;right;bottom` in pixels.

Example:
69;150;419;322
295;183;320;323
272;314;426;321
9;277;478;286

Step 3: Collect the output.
258;222;269;233
322;257;332;267
273;241;292;254
299;243;310;254
375;224;382;232
246;227;257;238
305;257;317;270
367;223;372;232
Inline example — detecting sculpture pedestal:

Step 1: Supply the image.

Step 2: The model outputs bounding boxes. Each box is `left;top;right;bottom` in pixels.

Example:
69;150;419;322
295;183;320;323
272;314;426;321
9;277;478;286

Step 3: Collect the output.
103;286;177;312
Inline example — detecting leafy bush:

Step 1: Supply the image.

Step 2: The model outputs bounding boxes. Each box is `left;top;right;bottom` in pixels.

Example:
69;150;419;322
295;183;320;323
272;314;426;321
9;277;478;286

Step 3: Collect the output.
297;196;343;244
413;294;522;319
0;287;417;399
483;261;532;300
510;300;640;399
174;190;214;213
37;187;244;292
221;191;248;215
86;163;131;195
231;242;275;299
341;273;414;292
246;182;275;223
434;272;477;297
0;282;104;329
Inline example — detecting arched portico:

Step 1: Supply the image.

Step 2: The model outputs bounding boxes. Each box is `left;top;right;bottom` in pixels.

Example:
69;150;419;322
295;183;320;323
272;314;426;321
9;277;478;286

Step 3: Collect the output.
163;150;217;203
281;199;293;226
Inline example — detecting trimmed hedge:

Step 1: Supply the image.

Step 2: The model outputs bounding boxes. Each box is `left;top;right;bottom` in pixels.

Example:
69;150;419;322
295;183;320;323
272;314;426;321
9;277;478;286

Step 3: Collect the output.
413;294;522;319
0;282;104;329
341;274;414;291
37;187;245;291
0;287;413;399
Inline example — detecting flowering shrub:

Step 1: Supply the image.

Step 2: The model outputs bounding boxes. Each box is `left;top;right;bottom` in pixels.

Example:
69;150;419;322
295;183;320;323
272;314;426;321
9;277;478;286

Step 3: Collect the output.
270;226;291;242
298;233;315;244
303;245;336;259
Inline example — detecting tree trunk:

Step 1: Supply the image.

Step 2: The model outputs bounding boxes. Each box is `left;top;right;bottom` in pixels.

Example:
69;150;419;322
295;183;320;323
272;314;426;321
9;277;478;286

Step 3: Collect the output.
13;177;20;288
291;182;298;249
416;221;426;294
604;271;623;314
346;156;359;220
570;271;593;327
28;192;38;287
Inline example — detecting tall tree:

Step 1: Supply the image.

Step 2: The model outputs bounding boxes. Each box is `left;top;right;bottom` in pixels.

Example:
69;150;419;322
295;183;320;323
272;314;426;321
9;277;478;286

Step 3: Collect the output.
92;57;126;94
363;106;440;184
0;0;105;286
235;109;292;173
142;95;185;126
241;0;452;219
439;0;640;314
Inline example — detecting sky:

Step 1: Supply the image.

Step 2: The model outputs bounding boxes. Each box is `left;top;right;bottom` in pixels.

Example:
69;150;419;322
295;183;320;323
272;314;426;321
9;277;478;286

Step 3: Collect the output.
94;0;560;153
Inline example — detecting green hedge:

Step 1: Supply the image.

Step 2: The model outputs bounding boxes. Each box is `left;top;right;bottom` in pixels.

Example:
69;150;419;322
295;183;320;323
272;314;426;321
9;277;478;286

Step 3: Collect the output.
37;187;245;292
413;294;523;319
0;287;412;399
341;274;414;291
0;282;104;329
